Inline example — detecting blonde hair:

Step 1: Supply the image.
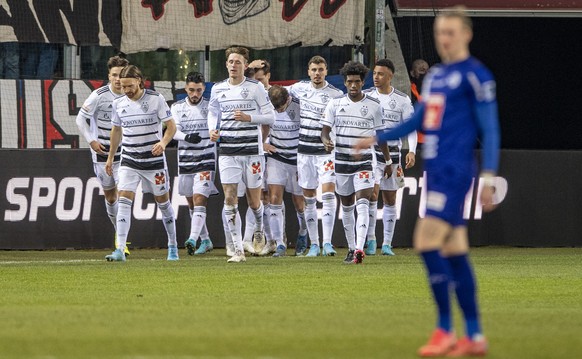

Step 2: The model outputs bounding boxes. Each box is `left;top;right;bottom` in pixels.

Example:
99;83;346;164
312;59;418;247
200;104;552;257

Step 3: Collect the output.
437;6;473;30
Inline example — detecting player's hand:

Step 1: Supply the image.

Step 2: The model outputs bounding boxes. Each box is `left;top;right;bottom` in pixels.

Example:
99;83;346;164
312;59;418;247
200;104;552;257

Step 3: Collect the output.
234;110;251;122
105;160;113;177
185;133;202;144
323;139;334;153
90;140;106;155
264;143;277;154
209;129;220;142
480;185;497;212
405;152;416;169
151;141;166;156
248;60;265;69
353;136;376;158
383;164;393;179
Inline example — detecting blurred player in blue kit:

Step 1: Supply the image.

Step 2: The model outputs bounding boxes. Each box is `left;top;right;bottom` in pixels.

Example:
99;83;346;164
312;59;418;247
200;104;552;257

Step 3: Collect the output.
355;7;499;357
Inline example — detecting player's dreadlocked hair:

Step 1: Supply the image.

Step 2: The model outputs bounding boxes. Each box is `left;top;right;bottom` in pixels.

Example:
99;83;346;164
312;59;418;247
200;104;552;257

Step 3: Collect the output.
120;65;145;89
339;61;369;81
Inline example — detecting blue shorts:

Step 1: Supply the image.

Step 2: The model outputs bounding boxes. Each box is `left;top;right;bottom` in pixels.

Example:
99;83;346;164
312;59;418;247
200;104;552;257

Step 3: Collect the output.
425;166;473;226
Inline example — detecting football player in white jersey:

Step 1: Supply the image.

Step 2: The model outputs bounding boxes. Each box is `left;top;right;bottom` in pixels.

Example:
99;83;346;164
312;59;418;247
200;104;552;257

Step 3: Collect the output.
241;59;276;255
363;59;417;256
262;85;308;257
321;61;390;264
75;56;130;256
171;72;217;256
104;65;178;261
289;56;344;257
208;47;276;263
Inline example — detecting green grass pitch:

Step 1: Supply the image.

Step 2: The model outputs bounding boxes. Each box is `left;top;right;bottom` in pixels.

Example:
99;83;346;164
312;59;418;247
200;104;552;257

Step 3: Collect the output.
1;247;581;359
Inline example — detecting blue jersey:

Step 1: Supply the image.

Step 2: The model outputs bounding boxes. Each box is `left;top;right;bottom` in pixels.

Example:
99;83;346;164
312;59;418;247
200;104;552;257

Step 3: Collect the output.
376;56;500;225
421;57;498;173
378;56;499;175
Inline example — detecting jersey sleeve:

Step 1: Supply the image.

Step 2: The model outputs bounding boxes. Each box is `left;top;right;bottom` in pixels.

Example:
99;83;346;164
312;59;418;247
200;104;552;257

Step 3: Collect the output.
255;84;275;113
157;94;172;122
111;100;121;127
468;66;500;173
79;90;100;118
321;99;336;128
207;86;221;130
171;104;182;132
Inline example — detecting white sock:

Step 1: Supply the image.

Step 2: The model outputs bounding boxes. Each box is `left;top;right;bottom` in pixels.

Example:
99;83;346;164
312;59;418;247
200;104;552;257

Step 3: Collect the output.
158;200;177;247
189;206;206;241
382;204;397;246
304;196;319;246
199;223;210;241
243;207;255;243
263;203;272;241
269;204;285;247
341;204;356;250
296;210;308;236
116;197;132;251
356;198;370;251
321;192;336;245
367;201;378;241
224;204;243;252
105;199;118;230
252;202;264;232
222;207;234;248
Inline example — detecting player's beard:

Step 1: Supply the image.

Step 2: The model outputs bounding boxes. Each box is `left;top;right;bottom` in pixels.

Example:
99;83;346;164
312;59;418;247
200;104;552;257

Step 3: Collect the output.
189;96;202;105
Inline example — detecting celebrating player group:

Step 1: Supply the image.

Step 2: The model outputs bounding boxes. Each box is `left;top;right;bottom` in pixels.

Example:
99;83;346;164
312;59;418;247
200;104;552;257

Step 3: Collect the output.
76;6;498;357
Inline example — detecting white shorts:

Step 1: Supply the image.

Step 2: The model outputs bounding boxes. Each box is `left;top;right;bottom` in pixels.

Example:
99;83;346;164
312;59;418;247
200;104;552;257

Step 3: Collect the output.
178;171;219;198
335;170;375;197
93;162;119;190
374;163;405;191
219;155;265;190
118;166;170;196
266;159;302;196
297;153;335;190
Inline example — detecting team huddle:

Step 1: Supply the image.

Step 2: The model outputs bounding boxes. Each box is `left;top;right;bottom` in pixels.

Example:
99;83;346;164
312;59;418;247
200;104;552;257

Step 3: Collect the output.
76;48;417;264
76;8;499;357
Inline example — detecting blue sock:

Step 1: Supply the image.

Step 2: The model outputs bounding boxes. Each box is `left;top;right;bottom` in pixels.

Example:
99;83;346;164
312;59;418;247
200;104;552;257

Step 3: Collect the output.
420;250;452;332
447;254;481;339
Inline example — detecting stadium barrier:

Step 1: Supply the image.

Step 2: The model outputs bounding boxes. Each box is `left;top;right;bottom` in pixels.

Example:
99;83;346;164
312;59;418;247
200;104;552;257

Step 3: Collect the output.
2;149;581;249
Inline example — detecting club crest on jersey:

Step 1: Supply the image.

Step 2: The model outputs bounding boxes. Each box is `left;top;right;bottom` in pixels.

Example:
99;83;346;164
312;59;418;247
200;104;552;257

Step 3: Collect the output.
323;160;334;171
288;109;296;120
319;93;330;103
389;99;397;110
141;102;149;113
360;105;368;116
447;71;462;89
240;88;249;99
154;172;166;185
201;109;208;117
199;171;211;181
251;162;262;174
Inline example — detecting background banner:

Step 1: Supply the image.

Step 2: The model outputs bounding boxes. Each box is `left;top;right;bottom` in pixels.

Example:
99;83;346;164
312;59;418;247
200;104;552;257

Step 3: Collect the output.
0;0;120;47
2;149;581;249
120;0;365;53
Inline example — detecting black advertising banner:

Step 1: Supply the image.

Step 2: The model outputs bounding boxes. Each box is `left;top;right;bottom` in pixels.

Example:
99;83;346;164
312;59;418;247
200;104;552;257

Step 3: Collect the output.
1;149;581;250
0;0;121;48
